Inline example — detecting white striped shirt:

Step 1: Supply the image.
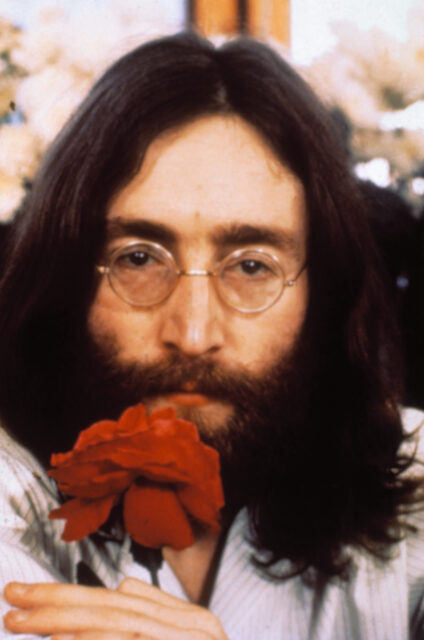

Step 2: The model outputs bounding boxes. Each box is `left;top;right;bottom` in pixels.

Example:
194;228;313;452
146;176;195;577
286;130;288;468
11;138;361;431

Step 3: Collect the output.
1;409;424;639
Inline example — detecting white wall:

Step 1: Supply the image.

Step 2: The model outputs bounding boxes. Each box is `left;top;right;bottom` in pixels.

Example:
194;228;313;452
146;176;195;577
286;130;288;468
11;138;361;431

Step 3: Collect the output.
0;0;184;29
291;0;419;63
0;0;419;66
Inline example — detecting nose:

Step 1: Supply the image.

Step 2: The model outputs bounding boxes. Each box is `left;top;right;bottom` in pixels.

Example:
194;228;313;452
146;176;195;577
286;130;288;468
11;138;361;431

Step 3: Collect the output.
159;274;224;357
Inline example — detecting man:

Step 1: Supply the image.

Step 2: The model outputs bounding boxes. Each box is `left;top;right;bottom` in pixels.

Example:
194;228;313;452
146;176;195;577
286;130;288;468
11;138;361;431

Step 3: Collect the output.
0;32;423;639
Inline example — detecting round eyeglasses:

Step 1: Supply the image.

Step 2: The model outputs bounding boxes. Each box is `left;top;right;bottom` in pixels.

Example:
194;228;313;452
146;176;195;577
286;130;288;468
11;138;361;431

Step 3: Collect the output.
97;241;305;314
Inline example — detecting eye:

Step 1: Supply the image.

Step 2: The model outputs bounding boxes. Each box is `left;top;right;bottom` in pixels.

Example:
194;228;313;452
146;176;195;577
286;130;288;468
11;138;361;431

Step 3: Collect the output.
114;248;160;270
228;257;274;280
238;259;270;276
221;251;281;286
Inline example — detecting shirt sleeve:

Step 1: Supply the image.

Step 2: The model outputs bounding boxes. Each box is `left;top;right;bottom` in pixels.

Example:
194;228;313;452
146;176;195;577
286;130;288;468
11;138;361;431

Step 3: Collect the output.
0;427;78;639
401;408;424;639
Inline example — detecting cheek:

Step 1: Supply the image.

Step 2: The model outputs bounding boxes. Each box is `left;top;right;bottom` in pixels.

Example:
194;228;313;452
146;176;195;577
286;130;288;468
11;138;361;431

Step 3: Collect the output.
87;289;160;362
239;277;308;369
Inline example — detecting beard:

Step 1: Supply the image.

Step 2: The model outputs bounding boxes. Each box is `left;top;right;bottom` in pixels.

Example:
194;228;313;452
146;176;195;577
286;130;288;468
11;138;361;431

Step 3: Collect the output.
52;325;315;517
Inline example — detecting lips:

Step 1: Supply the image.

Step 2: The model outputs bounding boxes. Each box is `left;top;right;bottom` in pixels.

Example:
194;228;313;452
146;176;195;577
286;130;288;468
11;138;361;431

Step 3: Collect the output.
165;381;212;406
166;392;212;407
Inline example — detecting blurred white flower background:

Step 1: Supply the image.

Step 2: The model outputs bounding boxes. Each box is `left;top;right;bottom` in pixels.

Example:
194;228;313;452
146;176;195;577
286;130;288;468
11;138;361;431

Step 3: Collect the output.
0;0;184;221
303;3;424;208
0;0;423;221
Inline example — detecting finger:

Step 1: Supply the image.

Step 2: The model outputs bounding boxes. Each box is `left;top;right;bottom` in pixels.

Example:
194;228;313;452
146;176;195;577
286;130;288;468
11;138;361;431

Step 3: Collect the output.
4;582;226;639
4;582;172;619
117;580;223;635
4;583;102;608
51;632;154;640
118;578;191;609
118;582;226;640
4;605;213;640
5;581;179;609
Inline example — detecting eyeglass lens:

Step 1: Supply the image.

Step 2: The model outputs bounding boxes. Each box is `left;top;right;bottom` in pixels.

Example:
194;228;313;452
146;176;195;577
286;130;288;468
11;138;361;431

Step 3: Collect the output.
110;244;177;306
217;251;283;311
107;243;285;311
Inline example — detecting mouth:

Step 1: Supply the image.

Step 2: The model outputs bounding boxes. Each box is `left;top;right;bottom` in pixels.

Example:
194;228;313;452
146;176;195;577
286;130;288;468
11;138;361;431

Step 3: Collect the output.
165;392;213;407
161;381;214;407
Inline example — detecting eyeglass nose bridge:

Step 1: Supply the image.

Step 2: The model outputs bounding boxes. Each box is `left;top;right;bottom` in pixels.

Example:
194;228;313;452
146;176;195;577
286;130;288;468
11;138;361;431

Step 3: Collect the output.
174;269;220;304
178;269;215;277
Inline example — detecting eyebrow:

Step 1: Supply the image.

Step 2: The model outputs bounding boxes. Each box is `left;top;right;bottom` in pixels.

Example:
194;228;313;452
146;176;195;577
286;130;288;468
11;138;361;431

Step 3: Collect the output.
106;218;301;257
106;218;177;246
211;223;302;256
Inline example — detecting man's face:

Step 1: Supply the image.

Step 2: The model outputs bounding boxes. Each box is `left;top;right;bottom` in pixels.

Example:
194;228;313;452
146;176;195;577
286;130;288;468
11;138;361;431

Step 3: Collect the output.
88;114;308;440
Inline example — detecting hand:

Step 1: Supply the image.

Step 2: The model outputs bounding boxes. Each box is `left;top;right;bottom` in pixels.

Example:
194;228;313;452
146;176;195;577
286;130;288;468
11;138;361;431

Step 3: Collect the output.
3;579;229;640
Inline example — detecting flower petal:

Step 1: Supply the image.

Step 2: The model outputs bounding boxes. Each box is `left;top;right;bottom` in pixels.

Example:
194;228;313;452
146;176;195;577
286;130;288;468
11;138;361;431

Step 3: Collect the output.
116;404;149;436
148;410;199;440
48;402;224;547
49;495;116;541
48;459;116;483
146;406;176;423
73;420;118;450
178;484;223;532
55;470;134;499
71;404;148;452
123;483;194;550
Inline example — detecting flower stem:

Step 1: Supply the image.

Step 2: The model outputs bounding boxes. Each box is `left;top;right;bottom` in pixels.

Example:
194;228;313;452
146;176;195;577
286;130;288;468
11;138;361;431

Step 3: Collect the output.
76;561;105;586
130;541;162;588
147;548;161;587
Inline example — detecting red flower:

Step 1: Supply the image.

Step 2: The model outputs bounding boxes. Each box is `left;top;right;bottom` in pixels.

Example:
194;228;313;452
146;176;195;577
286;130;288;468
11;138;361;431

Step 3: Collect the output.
48;404;224;550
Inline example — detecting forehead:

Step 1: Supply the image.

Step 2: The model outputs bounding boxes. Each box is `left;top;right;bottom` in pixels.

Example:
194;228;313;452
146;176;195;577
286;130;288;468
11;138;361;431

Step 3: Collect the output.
107;114;307;252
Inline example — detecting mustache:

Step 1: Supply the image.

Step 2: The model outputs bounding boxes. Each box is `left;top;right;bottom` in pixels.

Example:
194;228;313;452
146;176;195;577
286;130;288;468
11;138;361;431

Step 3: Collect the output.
98;351;292;408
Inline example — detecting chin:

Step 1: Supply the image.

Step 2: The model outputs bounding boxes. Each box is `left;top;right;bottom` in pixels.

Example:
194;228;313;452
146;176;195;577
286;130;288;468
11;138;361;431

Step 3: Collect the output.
144;396;234;438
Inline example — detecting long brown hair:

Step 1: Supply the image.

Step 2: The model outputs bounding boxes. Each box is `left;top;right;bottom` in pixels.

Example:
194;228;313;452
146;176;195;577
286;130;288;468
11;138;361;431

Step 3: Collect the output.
0;32;419;579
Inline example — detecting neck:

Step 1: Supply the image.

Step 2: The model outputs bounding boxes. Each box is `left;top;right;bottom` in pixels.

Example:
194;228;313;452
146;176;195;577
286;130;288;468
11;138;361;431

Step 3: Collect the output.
163;524;232;605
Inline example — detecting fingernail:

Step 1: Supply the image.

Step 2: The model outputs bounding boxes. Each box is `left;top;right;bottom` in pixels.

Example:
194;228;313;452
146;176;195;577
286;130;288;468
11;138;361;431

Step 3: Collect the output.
10;583;29;595
8;610;29;622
